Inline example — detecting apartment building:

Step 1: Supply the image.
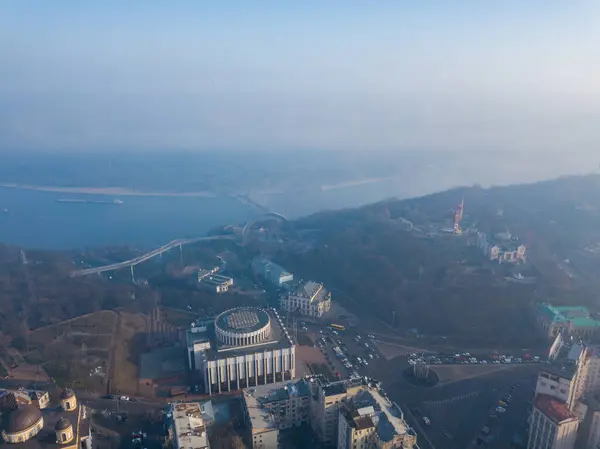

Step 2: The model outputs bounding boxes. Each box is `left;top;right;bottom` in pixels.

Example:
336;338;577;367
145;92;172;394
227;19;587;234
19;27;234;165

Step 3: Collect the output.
338;407;376;449
307;377;416;448
527;394;579;449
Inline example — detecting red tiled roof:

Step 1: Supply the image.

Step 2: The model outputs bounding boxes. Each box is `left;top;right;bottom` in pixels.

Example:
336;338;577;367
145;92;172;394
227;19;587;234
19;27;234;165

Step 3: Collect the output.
534;394;575;423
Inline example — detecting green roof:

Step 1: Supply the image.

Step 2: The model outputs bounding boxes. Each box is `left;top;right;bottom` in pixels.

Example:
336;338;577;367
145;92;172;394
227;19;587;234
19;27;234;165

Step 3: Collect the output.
571;317;600;328
540;304;569;323
554;306;590;314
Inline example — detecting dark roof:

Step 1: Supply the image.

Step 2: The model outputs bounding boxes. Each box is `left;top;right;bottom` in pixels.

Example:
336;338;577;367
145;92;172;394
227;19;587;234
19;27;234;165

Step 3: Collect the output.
54;418;71;431
2;406;42;434
355;416;375;431
59;389;75;400
0;404;89;449
322;381;347;397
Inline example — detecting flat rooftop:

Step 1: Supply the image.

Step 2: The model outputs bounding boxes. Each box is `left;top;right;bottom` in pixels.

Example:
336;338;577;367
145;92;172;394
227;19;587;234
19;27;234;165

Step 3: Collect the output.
534;394;576;424
140;345;187;381
171;402;209;449
203;274;232;286
353;388;410;443
243;393;276;434
252;257;292;278
322;380;347;397
243;380;310;407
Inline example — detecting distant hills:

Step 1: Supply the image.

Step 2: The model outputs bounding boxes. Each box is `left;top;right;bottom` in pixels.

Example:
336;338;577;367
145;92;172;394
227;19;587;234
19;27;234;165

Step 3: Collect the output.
276;174;600;347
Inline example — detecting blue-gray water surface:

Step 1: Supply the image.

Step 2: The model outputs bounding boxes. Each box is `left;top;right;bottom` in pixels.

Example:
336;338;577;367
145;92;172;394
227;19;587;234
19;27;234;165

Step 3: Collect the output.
0;188;255;250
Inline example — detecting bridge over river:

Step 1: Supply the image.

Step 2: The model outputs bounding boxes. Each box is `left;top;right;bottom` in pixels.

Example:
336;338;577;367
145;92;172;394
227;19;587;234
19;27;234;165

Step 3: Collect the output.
70;235;235;277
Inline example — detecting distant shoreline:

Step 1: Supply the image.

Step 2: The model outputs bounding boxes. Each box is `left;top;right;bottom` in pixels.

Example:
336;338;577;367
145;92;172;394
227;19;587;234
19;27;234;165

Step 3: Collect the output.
0;183;216;197
320;176;396;191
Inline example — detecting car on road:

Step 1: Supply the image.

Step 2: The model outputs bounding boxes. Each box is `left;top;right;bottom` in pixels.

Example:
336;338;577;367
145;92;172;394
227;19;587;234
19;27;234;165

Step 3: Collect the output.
368;334;375;339
423;417;431;425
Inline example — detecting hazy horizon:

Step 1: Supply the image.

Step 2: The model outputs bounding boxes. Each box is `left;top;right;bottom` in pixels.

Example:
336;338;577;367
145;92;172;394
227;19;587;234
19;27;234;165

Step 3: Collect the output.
2;1;600;154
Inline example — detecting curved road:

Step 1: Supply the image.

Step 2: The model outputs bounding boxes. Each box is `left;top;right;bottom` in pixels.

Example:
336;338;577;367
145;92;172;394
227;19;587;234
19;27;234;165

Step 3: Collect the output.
71;235;235;277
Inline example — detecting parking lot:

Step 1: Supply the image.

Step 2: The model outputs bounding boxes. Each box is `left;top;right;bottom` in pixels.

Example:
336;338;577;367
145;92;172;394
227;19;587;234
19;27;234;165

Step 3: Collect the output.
409;351;543;368
399;365;538;449
298;323;381;380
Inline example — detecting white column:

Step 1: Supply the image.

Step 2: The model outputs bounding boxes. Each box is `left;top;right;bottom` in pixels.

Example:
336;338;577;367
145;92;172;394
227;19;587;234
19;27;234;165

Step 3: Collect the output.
245;359;249;387
207;367;211;395
218;365;222;393
226;362;231;392
254;358;259;386
236;360;240;390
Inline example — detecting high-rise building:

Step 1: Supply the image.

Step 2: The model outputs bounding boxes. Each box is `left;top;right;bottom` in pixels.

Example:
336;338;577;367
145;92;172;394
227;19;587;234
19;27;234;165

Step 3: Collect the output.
338;407;376;449
528;346;600;449
242;380;311;449
527;394;579;449
306;377;416;448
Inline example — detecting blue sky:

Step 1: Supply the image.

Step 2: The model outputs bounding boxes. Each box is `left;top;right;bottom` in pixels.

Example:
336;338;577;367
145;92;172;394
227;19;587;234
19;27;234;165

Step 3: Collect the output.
1;1;599;152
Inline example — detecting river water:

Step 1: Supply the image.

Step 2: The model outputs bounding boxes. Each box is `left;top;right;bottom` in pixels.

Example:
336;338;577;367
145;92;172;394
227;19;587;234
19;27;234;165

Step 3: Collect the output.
0;188;255;250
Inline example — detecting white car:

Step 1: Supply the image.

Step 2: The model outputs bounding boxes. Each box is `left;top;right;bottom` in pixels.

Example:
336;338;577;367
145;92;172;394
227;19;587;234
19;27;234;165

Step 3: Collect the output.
368;334;375;339
423;417;431;425
496;406;506;413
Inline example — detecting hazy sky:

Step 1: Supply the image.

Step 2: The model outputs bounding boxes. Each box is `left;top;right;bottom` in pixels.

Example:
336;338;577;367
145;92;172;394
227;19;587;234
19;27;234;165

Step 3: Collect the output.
1;1;600;153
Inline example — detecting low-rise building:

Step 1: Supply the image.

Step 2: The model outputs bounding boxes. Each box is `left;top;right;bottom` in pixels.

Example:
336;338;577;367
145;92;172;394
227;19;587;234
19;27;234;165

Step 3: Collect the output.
252;257;294;286
198;267;220;281
168;402;210;449
527;394;579;449
242;380;311;449
200;274;233;293
537;304;600;339
477;232;526;263
281;281;331;318
0;389;50;409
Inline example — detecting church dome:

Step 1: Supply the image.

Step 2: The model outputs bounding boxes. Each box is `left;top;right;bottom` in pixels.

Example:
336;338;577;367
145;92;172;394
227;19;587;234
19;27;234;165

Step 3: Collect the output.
2;405;42;434
59;389;75;400
55;417;71;431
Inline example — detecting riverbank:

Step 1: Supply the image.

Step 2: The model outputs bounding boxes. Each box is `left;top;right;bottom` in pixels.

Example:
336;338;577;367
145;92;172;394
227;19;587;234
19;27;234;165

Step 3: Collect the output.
0;183;215;197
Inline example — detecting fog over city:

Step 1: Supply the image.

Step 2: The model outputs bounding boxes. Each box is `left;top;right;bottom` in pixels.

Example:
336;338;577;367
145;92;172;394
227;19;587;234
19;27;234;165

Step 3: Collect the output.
1;0;600;163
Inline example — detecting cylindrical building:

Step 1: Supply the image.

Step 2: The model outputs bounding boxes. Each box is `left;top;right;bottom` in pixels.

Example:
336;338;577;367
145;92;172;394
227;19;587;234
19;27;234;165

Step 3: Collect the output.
215;307;272;347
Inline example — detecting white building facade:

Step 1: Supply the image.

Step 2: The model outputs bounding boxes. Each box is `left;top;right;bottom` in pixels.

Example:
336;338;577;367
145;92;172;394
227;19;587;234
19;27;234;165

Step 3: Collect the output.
252;257;294;286
281;281;331;318
477;232;526;263
187;308;297;395
527;394;579;449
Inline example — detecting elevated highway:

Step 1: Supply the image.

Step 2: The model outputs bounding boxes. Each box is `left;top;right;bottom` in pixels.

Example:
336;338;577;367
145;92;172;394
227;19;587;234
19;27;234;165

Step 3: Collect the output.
71;235;234;277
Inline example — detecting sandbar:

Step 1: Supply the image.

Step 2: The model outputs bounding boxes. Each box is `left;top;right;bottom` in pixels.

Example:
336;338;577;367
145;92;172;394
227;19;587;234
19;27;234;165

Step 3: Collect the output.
321;176;396;191
0;183;215;197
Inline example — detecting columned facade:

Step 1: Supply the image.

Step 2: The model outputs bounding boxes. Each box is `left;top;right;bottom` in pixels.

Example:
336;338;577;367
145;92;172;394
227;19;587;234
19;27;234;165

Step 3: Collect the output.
202;346;296;395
